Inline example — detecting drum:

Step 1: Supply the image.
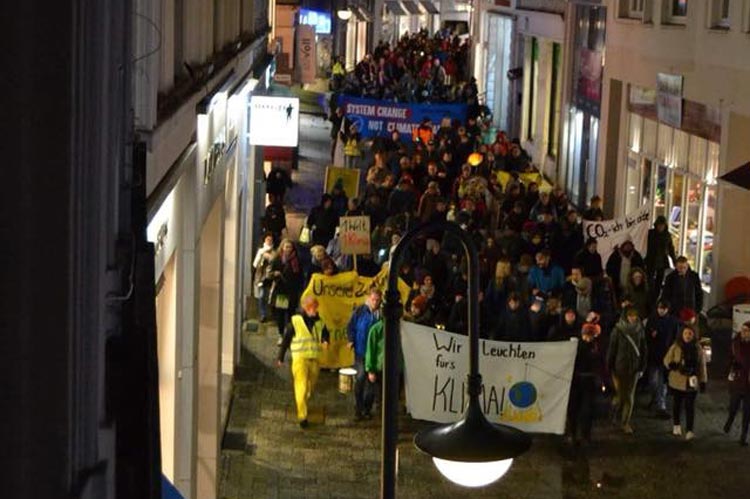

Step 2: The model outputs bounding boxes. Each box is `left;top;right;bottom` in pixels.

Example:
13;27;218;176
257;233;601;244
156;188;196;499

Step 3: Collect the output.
338;367;357;394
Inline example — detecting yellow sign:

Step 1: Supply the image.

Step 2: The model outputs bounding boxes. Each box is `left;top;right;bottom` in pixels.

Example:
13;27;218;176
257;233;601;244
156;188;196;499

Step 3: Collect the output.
325;166;360;199
301;269;410;368
494;171;552;192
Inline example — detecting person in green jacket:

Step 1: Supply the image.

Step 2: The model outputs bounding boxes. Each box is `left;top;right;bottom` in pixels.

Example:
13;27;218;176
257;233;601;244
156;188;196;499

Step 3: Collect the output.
365;319;385;386
607;307;648;434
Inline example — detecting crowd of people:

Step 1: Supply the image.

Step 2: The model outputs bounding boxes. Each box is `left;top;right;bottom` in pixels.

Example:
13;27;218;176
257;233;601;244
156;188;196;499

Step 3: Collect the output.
332;29;475;105
257;99;750;448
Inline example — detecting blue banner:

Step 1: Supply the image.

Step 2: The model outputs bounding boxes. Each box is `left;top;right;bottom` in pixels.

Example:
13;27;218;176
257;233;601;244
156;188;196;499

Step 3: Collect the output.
338;96;467;141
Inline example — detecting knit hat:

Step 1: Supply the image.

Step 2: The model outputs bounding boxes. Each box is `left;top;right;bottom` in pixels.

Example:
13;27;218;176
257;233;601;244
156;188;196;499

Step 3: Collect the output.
679;308;697;323
411;295;428;313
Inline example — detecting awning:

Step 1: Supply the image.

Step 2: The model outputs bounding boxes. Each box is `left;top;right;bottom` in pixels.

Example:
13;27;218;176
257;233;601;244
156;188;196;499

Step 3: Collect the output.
401;0;423;14
719;162;750;190
419;0;439;14
385;1;408;15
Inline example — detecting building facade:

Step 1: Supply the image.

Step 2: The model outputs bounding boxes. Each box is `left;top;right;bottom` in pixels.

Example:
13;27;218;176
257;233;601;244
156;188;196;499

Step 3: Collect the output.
596;0;750;306
133;1;274;498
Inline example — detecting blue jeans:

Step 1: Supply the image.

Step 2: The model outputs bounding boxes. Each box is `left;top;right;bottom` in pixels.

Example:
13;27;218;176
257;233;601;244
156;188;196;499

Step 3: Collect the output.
354;356;375;415
257;284;269;320
648;365;667;411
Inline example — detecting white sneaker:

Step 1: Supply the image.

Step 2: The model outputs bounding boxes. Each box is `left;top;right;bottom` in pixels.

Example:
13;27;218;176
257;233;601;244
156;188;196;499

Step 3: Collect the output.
672;425;682;436
685;431;695;441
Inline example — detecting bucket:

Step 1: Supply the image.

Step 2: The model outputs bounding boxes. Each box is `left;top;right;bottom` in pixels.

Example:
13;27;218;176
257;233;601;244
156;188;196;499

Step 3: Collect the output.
338;367;356;394
733;303;750;335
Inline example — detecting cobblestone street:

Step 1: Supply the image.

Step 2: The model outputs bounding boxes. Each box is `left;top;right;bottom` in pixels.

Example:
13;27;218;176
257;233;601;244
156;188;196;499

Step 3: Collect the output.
218;110;750;499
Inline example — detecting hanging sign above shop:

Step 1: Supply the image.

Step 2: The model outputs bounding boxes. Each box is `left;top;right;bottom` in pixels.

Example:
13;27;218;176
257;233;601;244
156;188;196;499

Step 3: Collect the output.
249;96;300;147
657;73;683;128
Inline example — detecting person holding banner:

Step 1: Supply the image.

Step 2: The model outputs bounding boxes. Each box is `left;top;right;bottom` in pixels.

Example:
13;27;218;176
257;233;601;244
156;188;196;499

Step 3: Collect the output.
347;288;382;421
276;296;330;429
607;308;648;434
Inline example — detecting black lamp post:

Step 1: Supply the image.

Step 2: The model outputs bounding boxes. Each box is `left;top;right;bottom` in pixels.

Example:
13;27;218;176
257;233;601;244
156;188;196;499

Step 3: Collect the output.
381;221;531;498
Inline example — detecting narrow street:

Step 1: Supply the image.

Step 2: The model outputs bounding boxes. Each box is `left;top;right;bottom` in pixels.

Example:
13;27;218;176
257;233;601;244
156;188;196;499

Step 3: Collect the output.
218;110;748;499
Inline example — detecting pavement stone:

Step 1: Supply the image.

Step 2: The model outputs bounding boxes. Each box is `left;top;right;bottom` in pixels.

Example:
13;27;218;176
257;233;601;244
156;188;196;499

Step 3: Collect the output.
219;112;750;498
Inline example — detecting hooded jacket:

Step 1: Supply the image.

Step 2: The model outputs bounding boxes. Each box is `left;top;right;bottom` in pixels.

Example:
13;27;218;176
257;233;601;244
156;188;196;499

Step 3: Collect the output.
607;318;647;375
645;216;677;271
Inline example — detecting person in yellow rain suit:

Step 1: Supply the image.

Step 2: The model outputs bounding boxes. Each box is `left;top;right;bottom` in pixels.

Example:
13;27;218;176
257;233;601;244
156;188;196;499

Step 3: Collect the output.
276;296;329;428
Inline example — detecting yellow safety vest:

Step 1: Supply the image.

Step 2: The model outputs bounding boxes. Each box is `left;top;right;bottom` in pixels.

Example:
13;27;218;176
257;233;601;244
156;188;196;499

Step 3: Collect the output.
344;138;360;157
290;315;324;360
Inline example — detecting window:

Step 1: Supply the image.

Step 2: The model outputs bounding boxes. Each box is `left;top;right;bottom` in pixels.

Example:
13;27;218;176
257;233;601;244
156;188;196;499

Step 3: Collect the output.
625;153;640;214
668;172;685;253
526;37;539;141
708;0;731;28
665;0;689;23
684;177;703;269
547;43;562;157
630;0;645;16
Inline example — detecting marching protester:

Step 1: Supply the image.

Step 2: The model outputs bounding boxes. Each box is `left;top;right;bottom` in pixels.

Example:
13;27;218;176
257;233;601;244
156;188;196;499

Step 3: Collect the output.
252;234;276;323
724;321;750;446
645;215;676;300
607;307;647;434
567;322;603;445
276;296;330;429
660;256;703;318
269;239;303;345
347;288;383;421
664;325;708;440
645;300;679;418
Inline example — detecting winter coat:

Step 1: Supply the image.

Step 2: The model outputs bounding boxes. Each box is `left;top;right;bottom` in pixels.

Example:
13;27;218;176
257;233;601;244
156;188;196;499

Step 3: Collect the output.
493;308;531;342
574;249;603;278
645;222;676;272
548;317;582;342
268;250;303;309
660;269;704;314
728;337;750;396
574;337;603;380
607;318;647;375
365;319;385;373
605;249;645;294
527;264;565;295
347;304;381;358
663;340;708;392
622;268;650;320
308;205;339;247
388;186;418;216
644;313;679;367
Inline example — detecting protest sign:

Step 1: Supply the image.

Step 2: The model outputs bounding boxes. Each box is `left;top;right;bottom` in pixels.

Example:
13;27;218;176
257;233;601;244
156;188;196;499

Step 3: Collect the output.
582;206;650;270
338;96;467;141
339;216;371;255
401;322;578;434
325;166;360;199
301;270;410;368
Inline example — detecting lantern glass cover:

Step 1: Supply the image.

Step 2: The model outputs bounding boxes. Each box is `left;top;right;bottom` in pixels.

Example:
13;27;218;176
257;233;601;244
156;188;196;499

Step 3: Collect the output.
432;457;513;488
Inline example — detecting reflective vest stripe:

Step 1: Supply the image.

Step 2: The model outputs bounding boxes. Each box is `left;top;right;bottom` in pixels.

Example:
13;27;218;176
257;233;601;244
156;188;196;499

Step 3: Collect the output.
290;315;323;360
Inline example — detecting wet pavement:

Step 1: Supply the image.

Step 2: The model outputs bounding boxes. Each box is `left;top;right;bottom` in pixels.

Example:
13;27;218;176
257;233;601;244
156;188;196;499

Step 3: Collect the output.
219;107;750;499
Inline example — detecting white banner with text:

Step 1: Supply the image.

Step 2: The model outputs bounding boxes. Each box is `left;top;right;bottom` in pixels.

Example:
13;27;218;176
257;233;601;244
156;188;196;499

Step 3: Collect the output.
582;205;650;270
401;322;578;434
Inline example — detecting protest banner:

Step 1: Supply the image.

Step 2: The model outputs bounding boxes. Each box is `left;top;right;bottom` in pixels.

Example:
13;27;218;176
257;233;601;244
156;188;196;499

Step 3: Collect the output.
582;205;650;270
325;166;360;199
400;322;578;434
339;216;371;255
301;270;410;368
495;171;551;192
338;96;467;141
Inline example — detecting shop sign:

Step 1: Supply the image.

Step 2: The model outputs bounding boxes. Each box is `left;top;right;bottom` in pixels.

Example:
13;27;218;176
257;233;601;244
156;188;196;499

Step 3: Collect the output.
249;96;300;147
296;24;316;84
657;73;683;128
203;140;225;185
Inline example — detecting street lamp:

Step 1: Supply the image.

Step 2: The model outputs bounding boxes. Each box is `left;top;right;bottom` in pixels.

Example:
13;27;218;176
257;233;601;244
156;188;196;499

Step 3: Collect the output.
337;8;353;20
381;221;531;497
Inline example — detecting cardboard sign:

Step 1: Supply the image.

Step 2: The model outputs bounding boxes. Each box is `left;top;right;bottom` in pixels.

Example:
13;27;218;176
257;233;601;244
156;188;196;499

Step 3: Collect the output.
324;166;360;199
339;216;371;255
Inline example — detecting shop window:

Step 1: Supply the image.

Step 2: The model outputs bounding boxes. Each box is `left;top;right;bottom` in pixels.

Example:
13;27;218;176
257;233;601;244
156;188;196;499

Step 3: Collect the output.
708;0;731;28
688;136;707;177
625;152;641;214
657;123;674;165
628;113;643;153
668;172;684;253
684;177;703;269
664;0;689;24
672;129;689;169
641;158;653;209
547;43;562;158
654;164;668;220
526;37;539;141
700;185;716;288
643;118;658;156
745;0;750;32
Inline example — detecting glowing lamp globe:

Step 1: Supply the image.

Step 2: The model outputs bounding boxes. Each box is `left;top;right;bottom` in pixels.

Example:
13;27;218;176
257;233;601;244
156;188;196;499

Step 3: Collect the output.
337;9;353;20
432;457;514;488
414;384;531;488
467;152;483;166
